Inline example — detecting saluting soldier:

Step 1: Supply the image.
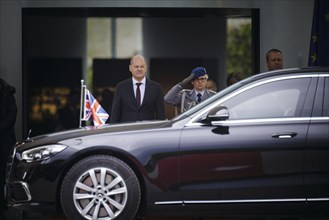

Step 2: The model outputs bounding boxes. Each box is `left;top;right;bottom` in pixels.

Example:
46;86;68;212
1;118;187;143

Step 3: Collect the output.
164;67;216;113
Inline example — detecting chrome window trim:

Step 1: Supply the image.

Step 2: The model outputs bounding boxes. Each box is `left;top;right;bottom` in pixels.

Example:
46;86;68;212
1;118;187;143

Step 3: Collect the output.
186;74;323;127
307;198;329;202
155;197;329;205
311;117;329;122
186;117;329;127
318;74;329;77
211;117;311;126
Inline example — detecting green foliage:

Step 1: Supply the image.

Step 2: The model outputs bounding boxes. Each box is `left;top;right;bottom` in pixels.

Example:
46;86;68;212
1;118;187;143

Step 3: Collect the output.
87;67;93;90
227;22;252;77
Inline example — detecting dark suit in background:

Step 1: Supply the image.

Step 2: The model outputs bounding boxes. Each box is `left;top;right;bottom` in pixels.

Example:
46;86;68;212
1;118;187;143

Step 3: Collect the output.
111;78;165;123
111;54;166;123
0;78;17;219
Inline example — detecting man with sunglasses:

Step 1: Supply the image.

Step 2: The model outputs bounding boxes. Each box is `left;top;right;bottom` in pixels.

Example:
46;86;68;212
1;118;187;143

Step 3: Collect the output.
164;67;216;113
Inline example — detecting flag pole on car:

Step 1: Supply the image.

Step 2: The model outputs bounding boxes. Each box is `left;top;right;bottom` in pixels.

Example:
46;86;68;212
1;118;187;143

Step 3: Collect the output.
79;79;109;128
79;79;86;128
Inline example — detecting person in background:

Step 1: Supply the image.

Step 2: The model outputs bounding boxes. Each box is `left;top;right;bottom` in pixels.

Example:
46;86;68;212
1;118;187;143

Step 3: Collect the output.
165;67;216;113
111;54;166;123
0;78;17;220
206;79;218;92
226;71;244;86
266;48;283;71
99;88;114;123
57;90;80;130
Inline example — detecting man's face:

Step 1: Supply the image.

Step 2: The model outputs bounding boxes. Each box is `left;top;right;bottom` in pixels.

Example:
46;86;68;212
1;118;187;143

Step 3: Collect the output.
267;52;283;71
206;80;217;91
129;56;147;81
191;76;208;91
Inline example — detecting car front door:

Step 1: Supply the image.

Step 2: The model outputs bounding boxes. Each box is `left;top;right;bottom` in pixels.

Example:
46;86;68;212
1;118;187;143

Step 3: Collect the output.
304;75;329;206
179;75;317;206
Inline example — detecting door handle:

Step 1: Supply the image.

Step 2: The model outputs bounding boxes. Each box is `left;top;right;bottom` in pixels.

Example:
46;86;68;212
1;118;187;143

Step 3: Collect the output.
272;132;297;139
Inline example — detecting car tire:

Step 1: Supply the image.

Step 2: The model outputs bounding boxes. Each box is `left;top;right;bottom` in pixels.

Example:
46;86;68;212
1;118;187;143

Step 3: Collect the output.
60;155;141;220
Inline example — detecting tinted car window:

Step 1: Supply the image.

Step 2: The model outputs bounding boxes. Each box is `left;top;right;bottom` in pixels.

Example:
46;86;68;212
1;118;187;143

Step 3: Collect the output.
221;77;311;119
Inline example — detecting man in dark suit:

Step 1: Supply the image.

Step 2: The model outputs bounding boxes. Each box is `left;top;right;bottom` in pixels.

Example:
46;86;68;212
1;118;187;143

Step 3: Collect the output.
111;54;166;123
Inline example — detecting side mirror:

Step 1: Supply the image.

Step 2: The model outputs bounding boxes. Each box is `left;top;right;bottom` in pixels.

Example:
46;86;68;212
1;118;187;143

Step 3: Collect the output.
206;106;229;121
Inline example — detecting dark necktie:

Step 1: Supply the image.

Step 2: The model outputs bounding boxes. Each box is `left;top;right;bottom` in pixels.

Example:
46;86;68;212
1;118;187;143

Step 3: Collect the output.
136;82;142;106
197;93;202;103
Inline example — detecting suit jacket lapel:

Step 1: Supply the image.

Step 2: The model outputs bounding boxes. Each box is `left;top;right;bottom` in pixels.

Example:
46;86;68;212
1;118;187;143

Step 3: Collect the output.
140;78;150;108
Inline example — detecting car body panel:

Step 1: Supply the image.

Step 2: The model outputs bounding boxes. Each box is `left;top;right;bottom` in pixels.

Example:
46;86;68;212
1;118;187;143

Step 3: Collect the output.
304;75;329;201
179;121;307;202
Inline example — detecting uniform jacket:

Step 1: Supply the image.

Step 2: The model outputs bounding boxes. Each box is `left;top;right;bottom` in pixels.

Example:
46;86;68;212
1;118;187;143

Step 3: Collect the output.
164;84;216;112
111;78;166;123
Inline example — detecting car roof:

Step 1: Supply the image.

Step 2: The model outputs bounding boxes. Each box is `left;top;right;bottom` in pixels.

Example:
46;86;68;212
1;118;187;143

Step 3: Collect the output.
236;67;328;86
252;67;329;80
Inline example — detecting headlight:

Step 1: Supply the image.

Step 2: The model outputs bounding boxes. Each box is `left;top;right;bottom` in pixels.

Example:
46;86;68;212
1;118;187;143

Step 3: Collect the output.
22;144;67;163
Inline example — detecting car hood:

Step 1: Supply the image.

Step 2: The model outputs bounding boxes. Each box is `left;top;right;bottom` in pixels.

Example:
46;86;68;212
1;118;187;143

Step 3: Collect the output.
18;120;173;150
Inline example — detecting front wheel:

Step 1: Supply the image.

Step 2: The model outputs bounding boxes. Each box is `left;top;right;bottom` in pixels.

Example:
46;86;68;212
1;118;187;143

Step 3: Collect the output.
61;155;141;220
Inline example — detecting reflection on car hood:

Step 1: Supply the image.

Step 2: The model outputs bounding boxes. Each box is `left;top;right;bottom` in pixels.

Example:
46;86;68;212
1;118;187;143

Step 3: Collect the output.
19;120;172;149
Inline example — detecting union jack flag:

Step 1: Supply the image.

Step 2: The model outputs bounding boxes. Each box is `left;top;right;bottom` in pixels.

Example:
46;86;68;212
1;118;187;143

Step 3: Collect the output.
82;89;109;126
